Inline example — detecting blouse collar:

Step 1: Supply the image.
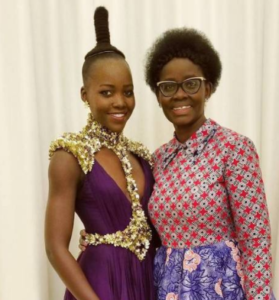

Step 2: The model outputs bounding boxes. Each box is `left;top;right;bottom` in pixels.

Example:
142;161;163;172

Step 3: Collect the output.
162;119;218;169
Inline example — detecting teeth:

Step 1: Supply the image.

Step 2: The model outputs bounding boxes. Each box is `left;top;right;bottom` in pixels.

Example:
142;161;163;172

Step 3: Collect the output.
173;106;190;110
112;114;125;117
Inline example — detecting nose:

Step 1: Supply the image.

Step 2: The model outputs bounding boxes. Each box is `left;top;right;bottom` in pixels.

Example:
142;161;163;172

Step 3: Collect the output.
112;94;126;108
173;85;188;100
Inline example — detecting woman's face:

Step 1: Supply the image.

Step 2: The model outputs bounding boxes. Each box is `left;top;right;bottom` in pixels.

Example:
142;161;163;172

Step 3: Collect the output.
157;58;211;132
81;58;135;133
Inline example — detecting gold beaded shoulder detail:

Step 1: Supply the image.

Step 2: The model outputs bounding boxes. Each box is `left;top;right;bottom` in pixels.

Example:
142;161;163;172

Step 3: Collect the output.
49;115;153;174
49;131;100;173
127;139;153;169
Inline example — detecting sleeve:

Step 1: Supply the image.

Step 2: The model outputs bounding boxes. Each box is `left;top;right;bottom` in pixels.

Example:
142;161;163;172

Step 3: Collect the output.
224;135;273;300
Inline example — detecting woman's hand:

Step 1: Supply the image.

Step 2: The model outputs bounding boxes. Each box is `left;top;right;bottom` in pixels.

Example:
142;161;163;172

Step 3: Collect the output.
79;229;89;252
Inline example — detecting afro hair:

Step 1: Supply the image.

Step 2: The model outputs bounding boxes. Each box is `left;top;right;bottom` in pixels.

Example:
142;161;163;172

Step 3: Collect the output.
145;28;222;94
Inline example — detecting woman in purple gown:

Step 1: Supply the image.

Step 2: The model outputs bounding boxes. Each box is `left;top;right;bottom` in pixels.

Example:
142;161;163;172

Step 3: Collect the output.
45;7;157;300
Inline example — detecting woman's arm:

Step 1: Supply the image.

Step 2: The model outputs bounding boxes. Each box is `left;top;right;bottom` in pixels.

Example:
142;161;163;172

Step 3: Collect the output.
45;150;100;300
225;136;273;300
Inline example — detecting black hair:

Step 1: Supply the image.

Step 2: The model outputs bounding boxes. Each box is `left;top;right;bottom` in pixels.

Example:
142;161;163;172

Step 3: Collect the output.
82;6;125;85
82;52;124;85
145;28;222;94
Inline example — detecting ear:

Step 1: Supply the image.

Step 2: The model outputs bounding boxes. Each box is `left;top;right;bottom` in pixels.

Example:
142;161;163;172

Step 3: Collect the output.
205;81;213;100
80;86;87;102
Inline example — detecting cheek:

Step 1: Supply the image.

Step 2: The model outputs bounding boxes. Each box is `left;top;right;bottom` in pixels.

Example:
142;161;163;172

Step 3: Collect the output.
88;105;98;118
160;102;172;119
193;91;206;106
199;95;206;106
88;98;106;116
159;99;170;114
128;98;136;112
157;95;164;108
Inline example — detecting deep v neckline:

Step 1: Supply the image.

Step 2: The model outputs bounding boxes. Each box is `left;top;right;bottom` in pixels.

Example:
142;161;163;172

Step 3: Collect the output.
94;157;147;206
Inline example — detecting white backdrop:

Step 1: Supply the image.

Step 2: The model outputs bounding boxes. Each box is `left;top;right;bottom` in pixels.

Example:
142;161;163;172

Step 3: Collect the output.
0;0;278;299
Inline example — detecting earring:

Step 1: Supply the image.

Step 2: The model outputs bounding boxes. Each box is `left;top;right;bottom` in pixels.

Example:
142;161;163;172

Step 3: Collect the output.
84;100;90;109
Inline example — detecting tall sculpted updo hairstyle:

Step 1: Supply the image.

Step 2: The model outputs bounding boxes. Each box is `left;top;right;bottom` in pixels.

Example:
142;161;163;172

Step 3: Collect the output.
82;7;125;84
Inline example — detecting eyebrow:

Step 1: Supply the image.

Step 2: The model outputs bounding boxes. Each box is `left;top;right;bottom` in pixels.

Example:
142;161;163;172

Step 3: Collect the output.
99;84;114;87
99;84;134;88
162;75;198;81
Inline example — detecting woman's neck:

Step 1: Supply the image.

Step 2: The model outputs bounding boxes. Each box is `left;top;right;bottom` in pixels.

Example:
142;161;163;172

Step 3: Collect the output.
174;115;206;143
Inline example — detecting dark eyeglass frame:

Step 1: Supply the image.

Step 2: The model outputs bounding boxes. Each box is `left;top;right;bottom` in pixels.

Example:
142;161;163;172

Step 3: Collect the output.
156;76;207;97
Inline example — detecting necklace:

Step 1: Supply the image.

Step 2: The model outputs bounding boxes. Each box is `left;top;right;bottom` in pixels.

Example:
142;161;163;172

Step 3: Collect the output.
49;114;153;260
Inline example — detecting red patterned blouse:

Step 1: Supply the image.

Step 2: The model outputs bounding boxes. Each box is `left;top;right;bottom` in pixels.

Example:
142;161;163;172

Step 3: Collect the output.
148;118;273;299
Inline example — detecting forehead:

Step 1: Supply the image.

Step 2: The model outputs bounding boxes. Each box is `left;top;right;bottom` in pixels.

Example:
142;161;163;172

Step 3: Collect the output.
88;58;132;84
160;58;203;80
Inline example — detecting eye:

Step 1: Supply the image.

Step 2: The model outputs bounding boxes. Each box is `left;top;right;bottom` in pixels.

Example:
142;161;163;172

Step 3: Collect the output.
183;79;199;90
161;82;177;93
124;90;134;97
100;90;112;97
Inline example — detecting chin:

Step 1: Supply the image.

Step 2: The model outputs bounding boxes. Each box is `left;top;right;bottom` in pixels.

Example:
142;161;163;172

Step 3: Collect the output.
176;119;194;126
167;115;192;126
106;123;126;133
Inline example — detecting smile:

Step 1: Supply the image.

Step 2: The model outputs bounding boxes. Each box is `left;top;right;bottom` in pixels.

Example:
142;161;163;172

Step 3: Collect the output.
172;106;191;115
109;113;127;120
173;106;191;111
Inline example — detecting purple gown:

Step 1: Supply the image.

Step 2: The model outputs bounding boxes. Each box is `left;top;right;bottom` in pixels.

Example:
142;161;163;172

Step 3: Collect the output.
64;158;157;300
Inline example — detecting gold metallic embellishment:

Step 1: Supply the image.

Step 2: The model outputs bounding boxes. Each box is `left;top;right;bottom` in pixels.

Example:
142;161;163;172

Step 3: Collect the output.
49;113;153;260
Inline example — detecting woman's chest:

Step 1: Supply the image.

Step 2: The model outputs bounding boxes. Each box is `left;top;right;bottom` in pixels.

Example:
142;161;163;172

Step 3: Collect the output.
149;146;230;217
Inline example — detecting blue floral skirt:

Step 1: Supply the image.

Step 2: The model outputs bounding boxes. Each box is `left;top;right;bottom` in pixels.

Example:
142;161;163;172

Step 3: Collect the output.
154;240;275;300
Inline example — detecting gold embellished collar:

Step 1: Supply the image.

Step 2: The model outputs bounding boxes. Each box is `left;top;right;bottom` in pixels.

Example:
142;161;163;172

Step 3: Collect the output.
49;113;153;174
85;113;125;147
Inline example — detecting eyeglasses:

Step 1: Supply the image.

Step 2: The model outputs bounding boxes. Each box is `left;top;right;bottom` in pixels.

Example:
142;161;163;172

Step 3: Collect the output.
156;77;206;97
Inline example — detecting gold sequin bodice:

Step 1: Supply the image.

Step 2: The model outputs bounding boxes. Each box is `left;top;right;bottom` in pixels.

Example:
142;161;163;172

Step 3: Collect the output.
49;114;153;260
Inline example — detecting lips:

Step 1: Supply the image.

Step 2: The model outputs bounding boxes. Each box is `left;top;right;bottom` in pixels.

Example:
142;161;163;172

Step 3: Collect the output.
172;105;191;115
173;105;191;111
108;112;127;120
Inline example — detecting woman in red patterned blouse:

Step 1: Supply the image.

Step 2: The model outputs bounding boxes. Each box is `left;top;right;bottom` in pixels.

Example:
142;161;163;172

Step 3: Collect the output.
145;28;275;300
